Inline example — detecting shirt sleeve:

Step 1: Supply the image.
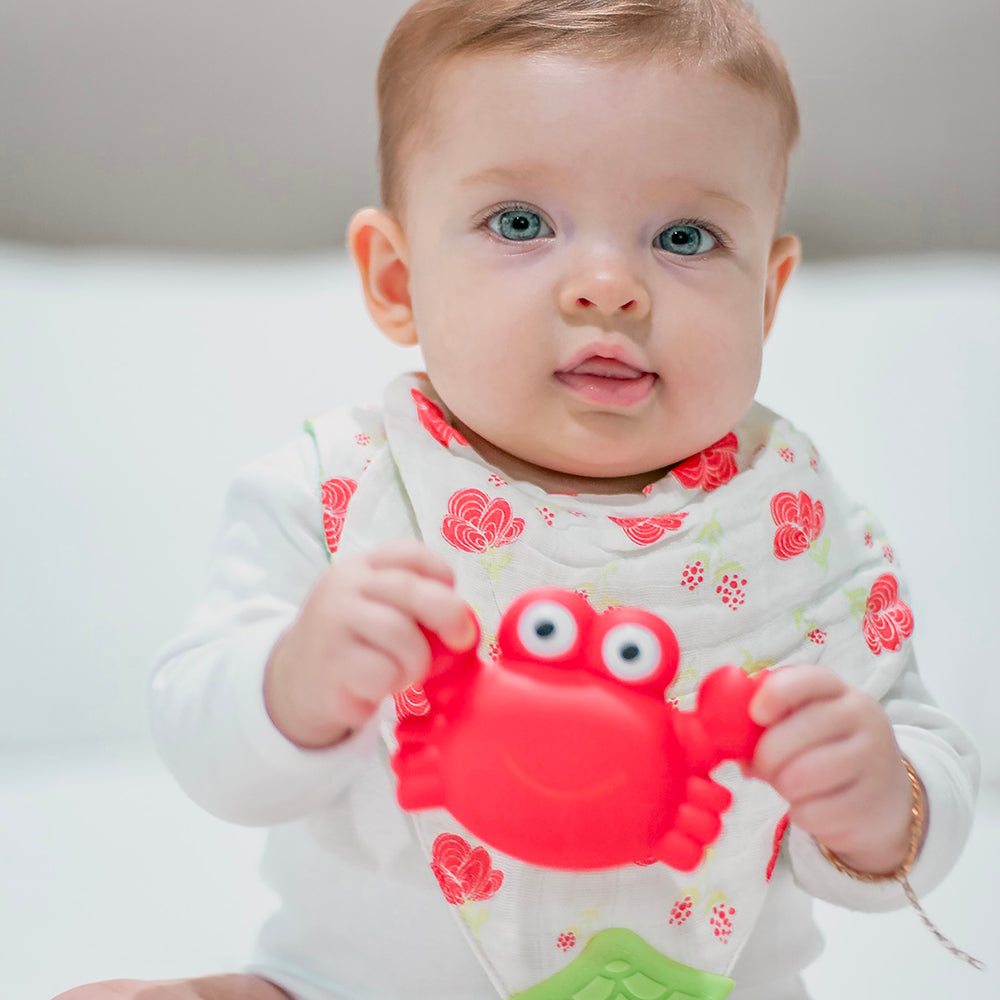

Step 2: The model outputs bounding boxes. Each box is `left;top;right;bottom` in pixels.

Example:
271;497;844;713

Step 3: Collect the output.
149;424;381;827
786;662;979;910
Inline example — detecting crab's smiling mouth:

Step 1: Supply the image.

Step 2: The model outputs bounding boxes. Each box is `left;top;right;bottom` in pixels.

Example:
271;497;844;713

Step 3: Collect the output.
503;754;628;801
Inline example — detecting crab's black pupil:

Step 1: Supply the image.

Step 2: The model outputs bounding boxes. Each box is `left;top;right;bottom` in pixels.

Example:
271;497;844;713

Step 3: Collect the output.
621;643;641;661
536;620;556;638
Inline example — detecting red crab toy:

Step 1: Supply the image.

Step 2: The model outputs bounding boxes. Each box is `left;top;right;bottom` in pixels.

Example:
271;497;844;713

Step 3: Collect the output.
392;587;768;871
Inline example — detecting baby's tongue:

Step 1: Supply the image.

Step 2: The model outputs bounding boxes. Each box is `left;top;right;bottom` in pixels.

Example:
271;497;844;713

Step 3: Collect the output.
569;358;644;379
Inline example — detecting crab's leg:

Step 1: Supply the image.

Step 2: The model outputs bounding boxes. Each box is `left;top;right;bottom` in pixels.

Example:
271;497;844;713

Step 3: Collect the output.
654;775;733;871
392;741;448;811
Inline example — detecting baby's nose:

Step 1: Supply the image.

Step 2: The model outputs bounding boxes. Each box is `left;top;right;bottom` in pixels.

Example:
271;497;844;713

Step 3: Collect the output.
558;260;651;320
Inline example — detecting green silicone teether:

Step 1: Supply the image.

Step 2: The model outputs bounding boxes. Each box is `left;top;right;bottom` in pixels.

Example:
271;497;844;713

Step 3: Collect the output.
512;928;733;1000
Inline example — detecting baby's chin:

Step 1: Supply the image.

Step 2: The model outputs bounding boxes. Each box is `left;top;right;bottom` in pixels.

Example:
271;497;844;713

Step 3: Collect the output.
483;442;673;496
452;415;690;495
528;437;691;486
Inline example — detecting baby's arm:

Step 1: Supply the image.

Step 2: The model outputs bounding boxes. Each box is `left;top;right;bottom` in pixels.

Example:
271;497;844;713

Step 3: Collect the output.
749;663;978;904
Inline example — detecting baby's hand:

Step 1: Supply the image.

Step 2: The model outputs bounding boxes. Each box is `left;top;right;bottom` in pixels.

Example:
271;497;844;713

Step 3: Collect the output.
748;664;916;876
264;540;476;750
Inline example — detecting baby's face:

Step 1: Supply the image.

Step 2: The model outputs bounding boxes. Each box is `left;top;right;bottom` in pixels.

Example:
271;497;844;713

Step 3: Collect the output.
397;52;794;493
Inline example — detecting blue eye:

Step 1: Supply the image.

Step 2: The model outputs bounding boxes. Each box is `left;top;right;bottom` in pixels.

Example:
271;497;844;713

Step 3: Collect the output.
487;208;552;242
656;224;717;256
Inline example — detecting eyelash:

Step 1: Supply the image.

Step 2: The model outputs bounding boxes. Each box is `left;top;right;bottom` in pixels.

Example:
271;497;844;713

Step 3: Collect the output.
477;204;731;252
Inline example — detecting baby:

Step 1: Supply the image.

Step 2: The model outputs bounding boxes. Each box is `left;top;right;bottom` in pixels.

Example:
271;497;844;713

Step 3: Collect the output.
57;2;978;999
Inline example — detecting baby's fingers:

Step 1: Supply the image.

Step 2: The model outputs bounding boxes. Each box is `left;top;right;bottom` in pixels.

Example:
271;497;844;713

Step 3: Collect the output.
344;597;434;693
759;733;866;807
752;691;857;780
366;540;456;586
360;567;477;655
749;664;846;727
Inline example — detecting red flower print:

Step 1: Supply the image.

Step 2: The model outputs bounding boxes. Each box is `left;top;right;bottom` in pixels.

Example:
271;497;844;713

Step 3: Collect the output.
770;491;825;560
430;833;504;905
671;433;739;492
321;477;358;553
393;685;430;721
411;389;468;448
862;573;914;654
609;512;688;546
441;488;525;553
766;813;790;882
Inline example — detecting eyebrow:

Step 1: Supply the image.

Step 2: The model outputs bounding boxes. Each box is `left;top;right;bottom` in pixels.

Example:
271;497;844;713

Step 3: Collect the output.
459;164;566;189
690;188;753;218
459;165;753;218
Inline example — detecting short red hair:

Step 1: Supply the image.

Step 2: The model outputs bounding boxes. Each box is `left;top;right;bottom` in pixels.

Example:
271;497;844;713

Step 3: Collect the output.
377;0;800;212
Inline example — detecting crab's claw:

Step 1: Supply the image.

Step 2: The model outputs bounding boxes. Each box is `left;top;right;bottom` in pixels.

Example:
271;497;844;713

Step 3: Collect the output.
694;665;767;767
418;610;481;710
393;611;481;813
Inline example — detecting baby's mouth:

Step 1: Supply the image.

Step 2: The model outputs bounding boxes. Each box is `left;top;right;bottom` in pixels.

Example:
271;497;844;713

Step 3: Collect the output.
562;357;648;379
555;357;657;406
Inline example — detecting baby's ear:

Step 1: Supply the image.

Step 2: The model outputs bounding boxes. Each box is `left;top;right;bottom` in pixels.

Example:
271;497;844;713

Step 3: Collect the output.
347;208;417;346
763;233;801;340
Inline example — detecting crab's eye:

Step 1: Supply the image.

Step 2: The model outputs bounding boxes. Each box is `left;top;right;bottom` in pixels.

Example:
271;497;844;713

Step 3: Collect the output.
516;600;579;658
601;624;662;682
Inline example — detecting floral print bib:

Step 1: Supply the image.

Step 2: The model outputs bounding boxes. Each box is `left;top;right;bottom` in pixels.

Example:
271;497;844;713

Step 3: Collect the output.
306;372;917;997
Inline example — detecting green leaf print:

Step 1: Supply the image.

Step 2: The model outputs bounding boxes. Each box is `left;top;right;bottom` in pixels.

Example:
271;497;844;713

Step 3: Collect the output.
481;548;515;582
844;586;869;620
713;561;743;584
809;536;830;571
696;514;724;547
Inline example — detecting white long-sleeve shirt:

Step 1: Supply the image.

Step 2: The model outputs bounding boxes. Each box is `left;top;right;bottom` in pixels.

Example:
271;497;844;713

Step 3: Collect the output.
151;386;978;1000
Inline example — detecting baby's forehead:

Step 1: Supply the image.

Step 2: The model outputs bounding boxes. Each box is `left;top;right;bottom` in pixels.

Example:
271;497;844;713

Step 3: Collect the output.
416;49;781;147
398;50;788;205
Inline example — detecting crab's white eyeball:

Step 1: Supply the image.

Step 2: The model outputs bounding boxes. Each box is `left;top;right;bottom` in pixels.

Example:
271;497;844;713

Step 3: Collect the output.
516;600;579;658
601;624;662;682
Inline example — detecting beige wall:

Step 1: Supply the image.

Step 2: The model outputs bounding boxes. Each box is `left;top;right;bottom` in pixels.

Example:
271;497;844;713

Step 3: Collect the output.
1;0;997;257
